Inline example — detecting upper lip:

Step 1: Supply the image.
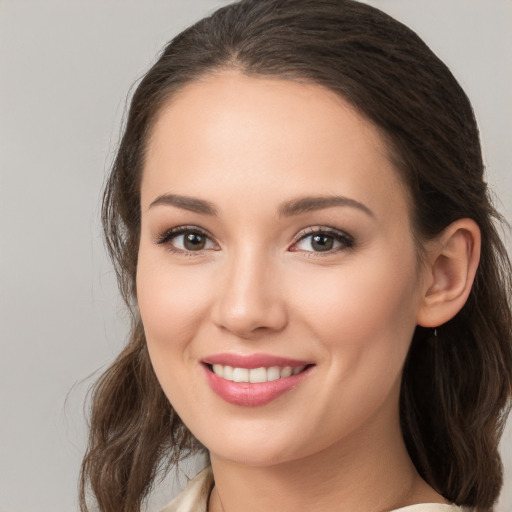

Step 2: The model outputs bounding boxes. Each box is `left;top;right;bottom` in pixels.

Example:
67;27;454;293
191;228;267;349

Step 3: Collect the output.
202;353;313;369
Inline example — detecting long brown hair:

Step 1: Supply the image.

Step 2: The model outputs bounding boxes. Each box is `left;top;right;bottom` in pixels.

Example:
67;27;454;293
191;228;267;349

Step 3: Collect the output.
80;1;512;511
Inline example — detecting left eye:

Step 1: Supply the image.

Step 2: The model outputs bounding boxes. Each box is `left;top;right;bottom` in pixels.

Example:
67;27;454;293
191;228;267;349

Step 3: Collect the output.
292;230;353;253
156;227;216;252
173;231;214;251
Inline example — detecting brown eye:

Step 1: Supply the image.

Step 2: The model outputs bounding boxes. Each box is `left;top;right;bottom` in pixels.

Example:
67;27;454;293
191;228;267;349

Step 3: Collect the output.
311;234;334;252
292;228;354;254
156;227;217;253
183;232;206;250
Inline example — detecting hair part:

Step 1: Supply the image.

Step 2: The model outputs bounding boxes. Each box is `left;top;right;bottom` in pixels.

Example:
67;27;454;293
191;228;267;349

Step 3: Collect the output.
81;1;512;511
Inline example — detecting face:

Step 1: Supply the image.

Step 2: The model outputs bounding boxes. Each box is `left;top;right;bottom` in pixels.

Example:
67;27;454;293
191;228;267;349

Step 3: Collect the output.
137;72;427;466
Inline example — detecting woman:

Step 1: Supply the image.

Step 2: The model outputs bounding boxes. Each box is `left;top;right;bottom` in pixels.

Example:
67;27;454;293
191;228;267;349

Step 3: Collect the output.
80;1;512;511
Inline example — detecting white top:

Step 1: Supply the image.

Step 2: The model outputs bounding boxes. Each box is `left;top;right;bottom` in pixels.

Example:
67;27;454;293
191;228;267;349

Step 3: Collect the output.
160;467;466;512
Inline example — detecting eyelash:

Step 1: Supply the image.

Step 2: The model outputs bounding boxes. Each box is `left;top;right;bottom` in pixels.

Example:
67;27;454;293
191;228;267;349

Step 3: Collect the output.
154;225;354;257
291;227;354;256
154;226;217;257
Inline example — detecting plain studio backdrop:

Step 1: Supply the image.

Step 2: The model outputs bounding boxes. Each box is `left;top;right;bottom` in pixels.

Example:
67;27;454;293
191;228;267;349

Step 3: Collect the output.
0;1;510;511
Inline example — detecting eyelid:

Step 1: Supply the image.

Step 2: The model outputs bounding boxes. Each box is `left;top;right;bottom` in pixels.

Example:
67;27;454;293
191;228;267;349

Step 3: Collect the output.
290;226;354;255
154;224;354;256
154;225;219;254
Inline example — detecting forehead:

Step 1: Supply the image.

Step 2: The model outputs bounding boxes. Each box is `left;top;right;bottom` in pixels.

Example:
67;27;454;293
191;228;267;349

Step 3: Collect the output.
142;71;409;222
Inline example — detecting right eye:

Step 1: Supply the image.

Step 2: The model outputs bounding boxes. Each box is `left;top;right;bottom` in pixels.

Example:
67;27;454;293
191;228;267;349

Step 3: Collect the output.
155;226;218;254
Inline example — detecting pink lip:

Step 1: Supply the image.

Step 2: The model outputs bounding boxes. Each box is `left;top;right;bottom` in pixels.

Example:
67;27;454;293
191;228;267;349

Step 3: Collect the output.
200;354;315;407
202;352;312;369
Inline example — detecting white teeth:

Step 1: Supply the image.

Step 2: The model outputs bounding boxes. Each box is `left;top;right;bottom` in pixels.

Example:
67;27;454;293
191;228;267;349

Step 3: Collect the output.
249;367;267;383
211;364;307;382
212;364;224;378
280;366;292;378
223;365;234;380
267;366;280;381
293;365;305;375
233;367;249;382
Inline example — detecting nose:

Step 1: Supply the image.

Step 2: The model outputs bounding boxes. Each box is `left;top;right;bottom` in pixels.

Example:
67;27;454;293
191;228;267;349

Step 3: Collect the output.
211;248;288;339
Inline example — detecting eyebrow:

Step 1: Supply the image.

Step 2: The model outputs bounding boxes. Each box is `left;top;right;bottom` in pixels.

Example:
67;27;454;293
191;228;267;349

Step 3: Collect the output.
148;193;374;218
277;195;374;218
149;194;218;215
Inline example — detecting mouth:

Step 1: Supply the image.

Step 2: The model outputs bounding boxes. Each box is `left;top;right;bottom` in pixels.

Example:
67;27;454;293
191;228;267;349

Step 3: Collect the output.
204;363;314;383
200;356;315;407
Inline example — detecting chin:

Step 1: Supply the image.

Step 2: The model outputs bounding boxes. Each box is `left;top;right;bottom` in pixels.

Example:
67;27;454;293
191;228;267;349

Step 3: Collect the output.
210;447;296;467
198;426;323;468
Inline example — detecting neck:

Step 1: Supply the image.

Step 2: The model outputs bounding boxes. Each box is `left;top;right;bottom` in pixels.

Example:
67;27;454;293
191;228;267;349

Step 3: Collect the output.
208;398;445;512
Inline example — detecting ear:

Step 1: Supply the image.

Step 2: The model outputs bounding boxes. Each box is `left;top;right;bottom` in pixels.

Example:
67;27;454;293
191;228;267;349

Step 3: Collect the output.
416;218;481;328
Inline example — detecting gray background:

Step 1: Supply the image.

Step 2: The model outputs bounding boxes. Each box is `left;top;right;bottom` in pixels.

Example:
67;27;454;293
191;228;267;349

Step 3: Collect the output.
0;1;510;511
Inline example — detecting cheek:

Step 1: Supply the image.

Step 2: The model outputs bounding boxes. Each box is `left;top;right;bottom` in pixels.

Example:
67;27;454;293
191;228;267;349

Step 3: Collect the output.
290;250;420;364
136;251;213;354
136;251;215;413
284;250;420;434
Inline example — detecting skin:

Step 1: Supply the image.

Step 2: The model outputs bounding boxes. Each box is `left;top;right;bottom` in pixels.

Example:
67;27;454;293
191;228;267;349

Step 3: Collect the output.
136;71;480;512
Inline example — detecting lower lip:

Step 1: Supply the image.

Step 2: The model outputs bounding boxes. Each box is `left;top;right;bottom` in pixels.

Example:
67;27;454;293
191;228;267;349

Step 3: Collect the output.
202;364;314;407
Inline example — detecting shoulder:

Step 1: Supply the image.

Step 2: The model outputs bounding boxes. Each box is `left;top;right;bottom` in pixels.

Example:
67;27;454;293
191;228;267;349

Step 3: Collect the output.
160;466;214;512
390;505;470;512
160;469;469;512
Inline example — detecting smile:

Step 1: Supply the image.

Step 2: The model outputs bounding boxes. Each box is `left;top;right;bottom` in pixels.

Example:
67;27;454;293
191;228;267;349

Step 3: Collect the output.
201;355;315;407
210;364;306;383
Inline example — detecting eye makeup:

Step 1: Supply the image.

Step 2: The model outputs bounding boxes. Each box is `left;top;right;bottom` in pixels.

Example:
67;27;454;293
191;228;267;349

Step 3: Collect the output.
153;224;355;258
154;225;218;256
290;226;354;255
